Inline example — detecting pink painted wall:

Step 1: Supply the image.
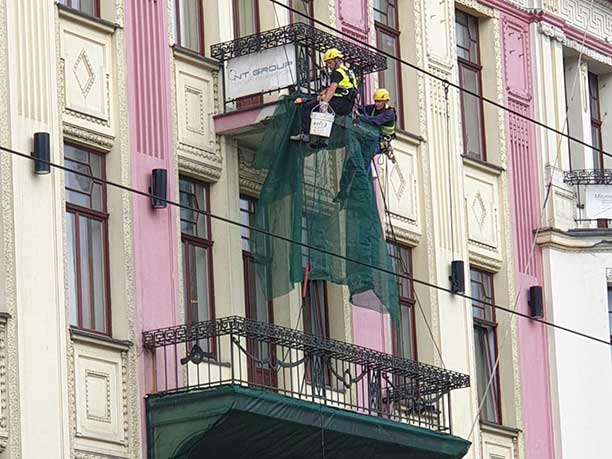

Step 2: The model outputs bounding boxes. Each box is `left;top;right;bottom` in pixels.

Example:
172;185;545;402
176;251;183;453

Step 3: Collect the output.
125;0;179;452
500;10;555;459
334;0;392;353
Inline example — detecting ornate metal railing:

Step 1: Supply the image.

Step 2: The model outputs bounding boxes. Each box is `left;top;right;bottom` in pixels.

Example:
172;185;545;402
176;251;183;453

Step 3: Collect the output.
210;23;387;110
143;316;469;433
564;169;612;185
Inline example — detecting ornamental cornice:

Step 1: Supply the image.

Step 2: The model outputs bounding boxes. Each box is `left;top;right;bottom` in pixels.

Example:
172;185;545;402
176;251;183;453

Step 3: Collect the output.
385;224;421;248
63;124;115;151
536;228;612;252
468;247;503;272
178;155;223;183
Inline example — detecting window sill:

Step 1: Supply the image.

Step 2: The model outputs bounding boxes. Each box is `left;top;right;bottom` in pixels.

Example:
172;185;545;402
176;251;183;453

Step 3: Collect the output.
70;327;132;351
57;3;120;34
480;420;521;438
461;154;505;176
172;45;220;73
395;129;425;146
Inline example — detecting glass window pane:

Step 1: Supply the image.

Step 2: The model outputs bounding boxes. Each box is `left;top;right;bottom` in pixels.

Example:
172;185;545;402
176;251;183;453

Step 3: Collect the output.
180;177;209;239
460;66;485;160
378;30;401;126
79;216;107;332
64;145;104;212
589;73;600;121
186;243;211;323
291;0;311;24
474;325;500;422
399;303;413;358
178;0;201;52
592;125;602;169
66;213;79;326
237;0;257;37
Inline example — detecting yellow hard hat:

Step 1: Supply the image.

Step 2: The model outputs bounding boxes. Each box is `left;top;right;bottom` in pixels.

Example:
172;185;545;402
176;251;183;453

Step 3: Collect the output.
373;88;390;101
323;48;343;62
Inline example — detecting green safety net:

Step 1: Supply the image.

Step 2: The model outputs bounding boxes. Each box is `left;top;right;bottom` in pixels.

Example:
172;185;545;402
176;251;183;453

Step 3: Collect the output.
251;96;399;324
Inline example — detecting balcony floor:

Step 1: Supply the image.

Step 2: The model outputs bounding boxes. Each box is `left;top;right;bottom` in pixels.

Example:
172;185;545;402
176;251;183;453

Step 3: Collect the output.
146;384;470;459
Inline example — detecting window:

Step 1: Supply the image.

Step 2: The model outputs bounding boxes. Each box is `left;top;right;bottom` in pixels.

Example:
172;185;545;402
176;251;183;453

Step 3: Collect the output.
65;144;110;334
240;196;272;325
456;10;486;161
233;0;262;108
290;0;313;24
470;267;501;424
388;242;416;360
233;0;260;38
176;0;204;54
375;0;403;127
303;280;331;386
59;0;100;17
589;72;604;170
180;177;214;326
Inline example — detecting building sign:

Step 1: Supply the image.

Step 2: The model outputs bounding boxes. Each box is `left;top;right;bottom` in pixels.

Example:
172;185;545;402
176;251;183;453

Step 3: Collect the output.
586;185;612;220
225;45;296;101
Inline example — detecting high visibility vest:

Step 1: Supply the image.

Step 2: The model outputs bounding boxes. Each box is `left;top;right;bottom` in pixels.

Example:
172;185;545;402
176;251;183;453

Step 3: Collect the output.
370;104;396;137
333;65;358;97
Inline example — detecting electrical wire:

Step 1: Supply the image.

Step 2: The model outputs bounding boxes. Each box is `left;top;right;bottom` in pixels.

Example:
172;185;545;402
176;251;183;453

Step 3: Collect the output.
2;144;610;348
267;0;612;163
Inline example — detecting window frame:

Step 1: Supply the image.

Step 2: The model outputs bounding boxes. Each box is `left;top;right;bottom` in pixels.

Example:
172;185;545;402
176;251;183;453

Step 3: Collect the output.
65;143;112;335
470;267;502;424
175;0;205;55
59;0;101;17
232;0;261;38
240;195;274;325
180;177;216;327
456;10;487;161
387;242;417;361
374;1;403;129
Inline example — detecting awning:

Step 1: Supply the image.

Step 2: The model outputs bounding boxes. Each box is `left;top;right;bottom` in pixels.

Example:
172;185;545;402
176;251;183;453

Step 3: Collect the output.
146;384;471;459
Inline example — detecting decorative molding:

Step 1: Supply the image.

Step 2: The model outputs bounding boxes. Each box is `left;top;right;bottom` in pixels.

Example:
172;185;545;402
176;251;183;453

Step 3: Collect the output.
557;0;612;46
84;371;112;424
536;228;612;252
238;146;266;196
63;123;114;151
385;224;421;247
178;155;223;183
537;21;612;67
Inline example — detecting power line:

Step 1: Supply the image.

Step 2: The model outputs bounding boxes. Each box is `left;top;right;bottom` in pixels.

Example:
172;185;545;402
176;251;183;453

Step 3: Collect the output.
1;144;610;348
268;0;612;162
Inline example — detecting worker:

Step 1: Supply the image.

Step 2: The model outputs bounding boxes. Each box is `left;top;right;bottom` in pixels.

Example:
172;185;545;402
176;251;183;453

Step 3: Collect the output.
359;88;397;163
290;48;358;143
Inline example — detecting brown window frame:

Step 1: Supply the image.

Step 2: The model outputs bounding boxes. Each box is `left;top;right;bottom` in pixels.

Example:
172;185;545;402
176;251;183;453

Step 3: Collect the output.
59;0;101;17
456;10;487;161
303;280;331;385
65;143;111;335
387;242;417;361
175;0;205;55
470;267;502;424
374;1;403;129
180;177;216;326
589;72;604;170
608;287;612;347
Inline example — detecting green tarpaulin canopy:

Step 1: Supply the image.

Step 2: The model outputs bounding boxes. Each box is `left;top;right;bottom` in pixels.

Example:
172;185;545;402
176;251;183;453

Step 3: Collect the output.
146;384;471;459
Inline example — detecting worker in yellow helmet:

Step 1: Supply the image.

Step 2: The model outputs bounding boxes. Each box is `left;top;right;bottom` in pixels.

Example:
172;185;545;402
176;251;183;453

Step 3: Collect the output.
358;88;397;163
290;48;358;143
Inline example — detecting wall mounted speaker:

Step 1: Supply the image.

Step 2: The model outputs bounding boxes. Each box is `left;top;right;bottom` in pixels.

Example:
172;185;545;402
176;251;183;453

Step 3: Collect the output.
150;168;167;209
450;260;465;294
529;286;544;318
33;132;50;174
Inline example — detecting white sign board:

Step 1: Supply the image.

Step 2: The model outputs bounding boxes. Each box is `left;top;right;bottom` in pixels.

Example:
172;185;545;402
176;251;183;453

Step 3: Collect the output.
226;45;296;100
586;185;612;220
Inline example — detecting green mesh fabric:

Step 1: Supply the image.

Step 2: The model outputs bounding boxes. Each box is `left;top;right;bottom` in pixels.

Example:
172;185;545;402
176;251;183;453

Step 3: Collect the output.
251;96;399;324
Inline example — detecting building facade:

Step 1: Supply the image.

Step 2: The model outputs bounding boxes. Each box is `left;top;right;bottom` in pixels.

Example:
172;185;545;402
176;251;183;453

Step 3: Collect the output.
0;1;610;459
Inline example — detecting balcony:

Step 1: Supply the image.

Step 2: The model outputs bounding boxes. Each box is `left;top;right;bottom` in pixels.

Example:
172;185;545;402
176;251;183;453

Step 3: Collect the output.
210;22;387;147
143;316;470;459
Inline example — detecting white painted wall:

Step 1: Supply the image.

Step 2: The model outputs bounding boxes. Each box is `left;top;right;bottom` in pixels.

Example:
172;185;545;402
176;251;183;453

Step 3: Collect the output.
543;248;612;459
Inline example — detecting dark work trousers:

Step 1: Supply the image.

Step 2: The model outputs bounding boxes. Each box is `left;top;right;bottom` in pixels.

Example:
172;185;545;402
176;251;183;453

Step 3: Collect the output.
299;96;354;134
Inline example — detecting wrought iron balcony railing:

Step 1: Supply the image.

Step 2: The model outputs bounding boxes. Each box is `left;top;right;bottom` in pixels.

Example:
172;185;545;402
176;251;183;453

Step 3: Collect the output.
210;22;387;110
564;168;612;185
143;316;469;433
